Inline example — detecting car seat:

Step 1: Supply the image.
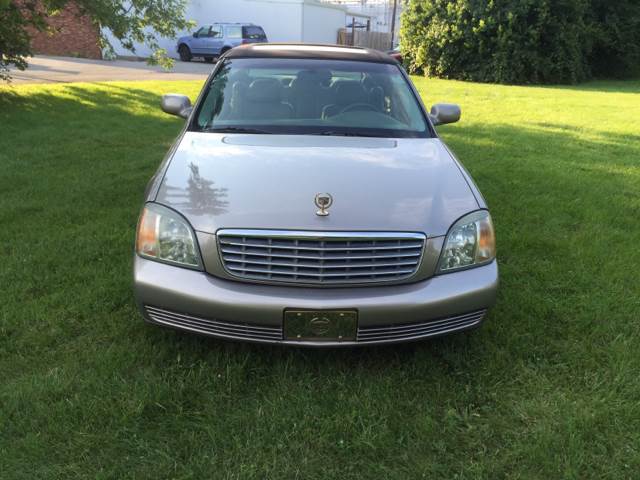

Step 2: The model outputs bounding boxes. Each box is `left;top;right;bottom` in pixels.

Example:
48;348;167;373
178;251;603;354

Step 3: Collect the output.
321;81;369;118
243;78;293;120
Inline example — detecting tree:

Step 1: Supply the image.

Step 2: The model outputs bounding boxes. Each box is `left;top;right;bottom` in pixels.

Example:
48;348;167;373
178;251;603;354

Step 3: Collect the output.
0;0;193;81
400;0;640;84
589;0;640;79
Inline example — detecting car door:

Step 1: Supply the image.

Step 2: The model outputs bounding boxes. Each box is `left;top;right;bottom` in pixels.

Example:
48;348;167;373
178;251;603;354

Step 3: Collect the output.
190;26;211;54
201;25;224;56
225;25;243;48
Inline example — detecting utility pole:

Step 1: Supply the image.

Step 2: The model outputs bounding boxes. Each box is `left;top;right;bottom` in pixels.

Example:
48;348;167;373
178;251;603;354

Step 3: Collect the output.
351;16;356;46
389;0;398;50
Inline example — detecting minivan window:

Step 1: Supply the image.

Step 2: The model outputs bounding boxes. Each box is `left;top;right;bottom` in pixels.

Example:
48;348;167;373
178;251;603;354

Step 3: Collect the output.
226;26;242;39
192;58;431;138
242;26;266;39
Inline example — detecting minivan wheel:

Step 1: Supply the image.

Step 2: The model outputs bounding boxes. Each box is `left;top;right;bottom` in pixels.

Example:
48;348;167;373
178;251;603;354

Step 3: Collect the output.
220;47;231;56
178;45;192;62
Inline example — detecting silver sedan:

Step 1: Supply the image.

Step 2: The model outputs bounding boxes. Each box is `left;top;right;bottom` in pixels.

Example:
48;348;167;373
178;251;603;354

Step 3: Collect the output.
134;44;498;346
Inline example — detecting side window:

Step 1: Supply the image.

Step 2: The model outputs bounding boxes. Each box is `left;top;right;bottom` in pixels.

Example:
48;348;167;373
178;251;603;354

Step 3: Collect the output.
242;26;266;39
226;26;242;39
195;26;209;38
209;26;222;38
388;76;424;130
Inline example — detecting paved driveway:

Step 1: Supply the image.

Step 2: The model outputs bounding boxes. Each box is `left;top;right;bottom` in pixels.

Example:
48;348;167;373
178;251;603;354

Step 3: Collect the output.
8;55;213;84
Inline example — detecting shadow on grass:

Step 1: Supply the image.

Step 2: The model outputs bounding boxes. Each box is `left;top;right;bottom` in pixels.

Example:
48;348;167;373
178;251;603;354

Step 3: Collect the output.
540;79;640;94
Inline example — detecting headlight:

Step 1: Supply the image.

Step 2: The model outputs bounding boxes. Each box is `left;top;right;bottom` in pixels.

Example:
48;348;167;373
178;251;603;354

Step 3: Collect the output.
136;203;202;269
438;210;495;273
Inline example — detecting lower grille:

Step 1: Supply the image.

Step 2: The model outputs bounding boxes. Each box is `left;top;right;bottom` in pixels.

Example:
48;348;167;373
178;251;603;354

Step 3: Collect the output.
217;229;425;286
145;306;283;342
356;310;486;343
145;305;486;345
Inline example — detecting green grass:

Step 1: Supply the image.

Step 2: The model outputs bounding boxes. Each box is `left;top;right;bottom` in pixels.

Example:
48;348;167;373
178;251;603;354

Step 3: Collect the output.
1;76;639;479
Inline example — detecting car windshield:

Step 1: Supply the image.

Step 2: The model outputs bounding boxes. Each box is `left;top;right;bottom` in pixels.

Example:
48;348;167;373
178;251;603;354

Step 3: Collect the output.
192;58;431;138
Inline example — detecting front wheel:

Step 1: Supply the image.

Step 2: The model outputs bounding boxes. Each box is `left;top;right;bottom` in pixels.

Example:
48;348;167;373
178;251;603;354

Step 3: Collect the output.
178;45;192;62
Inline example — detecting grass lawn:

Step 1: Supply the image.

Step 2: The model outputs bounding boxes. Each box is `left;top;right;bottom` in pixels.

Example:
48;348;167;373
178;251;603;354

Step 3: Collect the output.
1;76;639;479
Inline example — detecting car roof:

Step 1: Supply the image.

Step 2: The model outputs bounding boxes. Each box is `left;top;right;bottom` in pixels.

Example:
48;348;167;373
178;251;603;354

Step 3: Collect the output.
213;22;257;26
225;44;397;64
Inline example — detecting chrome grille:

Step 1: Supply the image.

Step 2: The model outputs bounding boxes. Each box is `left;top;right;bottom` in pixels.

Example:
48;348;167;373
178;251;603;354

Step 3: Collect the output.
145;305;486;345
217;230;425;285
145;306;283;342
357;310;486;343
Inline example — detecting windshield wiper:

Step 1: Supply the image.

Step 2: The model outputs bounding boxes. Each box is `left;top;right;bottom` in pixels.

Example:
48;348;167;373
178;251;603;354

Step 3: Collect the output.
313;130;384;138
202;127;273;134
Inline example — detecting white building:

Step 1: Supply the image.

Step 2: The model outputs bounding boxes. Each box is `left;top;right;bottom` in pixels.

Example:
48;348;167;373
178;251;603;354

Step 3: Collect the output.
103;0;352;59
322;0;402;34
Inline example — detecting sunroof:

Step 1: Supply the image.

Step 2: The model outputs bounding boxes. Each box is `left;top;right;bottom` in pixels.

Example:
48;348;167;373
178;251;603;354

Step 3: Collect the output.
252;45;367;55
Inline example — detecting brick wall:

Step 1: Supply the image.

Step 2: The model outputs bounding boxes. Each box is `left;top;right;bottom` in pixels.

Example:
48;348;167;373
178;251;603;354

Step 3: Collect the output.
28;2;102;59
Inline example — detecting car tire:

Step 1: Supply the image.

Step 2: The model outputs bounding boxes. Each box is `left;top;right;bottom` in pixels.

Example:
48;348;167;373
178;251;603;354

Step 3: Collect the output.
220;47;231;57
178;45;192;62
205;57;215;63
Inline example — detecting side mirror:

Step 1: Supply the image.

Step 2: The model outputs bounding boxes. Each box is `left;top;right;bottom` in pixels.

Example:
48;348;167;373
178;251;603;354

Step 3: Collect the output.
430;103;461;126
161;94;192;119
193;32;198;38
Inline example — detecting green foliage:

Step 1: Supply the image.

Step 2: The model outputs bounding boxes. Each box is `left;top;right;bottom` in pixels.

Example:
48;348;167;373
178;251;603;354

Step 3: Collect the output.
0;0;193;82
401;0;640;84
589;0;640;79
0;2;41;81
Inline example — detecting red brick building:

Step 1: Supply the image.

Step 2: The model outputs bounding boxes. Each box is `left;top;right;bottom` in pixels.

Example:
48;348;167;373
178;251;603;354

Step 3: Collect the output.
27;2;102;59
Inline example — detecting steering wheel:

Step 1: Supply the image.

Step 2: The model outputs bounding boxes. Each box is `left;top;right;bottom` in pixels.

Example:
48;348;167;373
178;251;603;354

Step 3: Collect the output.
340;103;378;114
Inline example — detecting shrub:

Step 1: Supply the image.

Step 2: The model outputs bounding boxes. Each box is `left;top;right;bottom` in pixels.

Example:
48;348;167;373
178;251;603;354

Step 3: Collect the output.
401;0;639;84
588;0;640;79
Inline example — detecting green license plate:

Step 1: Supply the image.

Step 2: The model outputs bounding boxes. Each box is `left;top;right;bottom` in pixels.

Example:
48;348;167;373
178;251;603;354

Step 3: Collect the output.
284;310;357;342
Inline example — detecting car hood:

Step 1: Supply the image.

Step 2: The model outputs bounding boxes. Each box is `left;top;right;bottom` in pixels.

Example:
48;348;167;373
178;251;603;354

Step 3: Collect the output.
155;132;480;236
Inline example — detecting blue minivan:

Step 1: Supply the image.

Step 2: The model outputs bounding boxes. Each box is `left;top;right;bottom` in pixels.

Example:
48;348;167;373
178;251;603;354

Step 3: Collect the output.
177;23;268;62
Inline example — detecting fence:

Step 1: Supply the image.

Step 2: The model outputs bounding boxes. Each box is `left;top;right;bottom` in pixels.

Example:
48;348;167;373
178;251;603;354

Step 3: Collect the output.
337;29;392;52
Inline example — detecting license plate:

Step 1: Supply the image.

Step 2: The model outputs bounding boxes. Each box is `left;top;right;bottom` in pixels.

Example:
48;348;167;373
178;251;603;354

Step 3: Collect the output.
284;310;357;342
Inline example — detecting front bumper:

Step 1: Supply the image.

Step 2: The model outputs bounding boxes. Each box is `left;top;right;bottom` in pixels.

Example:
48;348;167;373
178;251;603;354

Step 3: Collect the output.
134;256;498;346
